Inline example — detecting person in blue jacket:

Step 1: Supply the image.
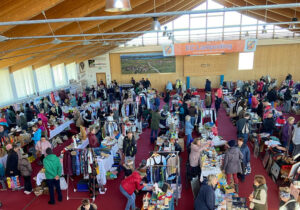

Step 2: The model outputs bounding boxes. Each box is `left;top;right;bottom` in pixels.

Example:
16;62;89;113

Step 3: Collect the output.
237;137;250;182
185;115;194;147
194;174;218;210
32;124;42;145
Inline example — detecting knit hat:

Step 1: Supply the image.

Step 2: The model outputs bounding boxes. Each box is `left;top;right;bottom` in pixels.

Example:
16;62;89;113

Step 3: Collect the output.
5;144;12;151
228;140;236;147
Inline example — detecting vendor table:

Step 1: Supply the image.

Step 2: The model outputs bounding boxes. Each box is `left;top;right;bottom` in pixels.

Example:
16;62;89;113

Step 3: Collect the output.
49;119;74;139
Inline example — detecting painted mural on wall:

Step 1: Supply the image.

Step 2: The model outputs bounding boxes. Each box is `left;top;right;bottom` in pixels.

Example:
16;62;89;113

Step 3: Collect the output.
120;52;175;74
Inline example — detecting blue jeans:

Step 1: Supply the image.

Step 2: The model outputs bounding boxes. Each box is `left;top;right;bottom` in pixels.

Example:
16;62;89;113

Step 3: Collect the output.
190;117;196;126
239;133;249;144
120;185;136;210
187;134;193;147
150;129;158;143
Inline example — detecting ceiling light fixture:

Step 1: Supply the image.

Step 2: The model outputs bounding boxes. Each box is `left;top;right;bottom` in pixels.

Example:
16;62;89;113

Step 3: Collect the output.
152;17;161;31
51;38;63;44
105;0;132;12
82;40;91;45
102;41;110;46
290;17;298;29
245;31;249;37
0;35;8;42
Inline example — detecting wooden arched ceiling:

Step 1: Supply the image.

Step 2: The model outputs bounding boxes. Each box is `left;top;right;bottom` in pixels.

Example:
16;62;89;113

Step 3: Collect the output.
0;0;299;72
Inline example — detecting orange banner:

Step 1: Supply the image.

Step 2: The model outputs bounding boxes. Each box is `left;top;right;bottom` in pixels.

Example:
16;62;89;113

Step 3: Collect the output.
162;39;257;56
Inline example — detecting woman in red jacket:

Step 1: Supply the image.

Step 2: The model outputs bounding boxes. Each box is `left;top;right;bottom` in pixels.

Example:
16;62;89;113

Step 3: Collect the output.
120;170;146;210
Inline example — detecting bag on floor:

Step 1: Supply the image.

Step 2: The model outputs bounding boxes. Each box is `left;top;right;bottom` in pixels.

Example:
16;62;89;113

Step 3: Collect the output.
60;177;68;190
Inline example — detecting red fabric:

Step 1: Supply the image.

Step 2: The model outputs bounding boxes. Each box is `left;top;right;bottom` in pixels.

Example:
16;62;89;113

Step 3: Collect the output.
226;173;238;185
251;96;258;108
257;81;264;92
217;88;223;98
121;171;143;195
263;105;272;119
87;133;100;148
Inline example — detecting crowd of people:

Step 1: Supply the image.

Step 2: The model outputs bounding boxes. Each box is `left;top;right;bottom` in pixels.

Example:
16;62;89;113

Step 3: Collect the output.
0;74;299;210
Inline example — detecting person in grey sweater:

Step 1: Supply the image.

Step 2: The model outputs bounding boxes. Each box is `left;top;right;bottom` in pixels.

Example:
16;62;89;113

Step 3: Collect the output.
292;121;300;156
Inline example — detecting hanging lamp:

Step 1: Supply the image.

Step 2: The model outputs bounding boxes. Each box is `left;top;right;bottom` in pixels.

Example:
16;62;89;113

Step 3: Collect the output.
152;17;161;31
105;0;132;12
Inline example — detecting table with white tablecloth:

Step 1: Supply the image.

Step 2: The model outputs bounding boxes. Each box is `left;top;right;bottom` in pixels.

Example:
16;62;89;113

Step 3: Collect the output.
49;119;74;139
96;144;118;186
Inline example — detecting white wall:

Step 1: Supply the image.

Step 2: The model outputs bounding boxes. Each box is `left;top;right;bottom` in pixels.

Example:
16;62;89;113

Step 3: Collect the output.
78;53;111;87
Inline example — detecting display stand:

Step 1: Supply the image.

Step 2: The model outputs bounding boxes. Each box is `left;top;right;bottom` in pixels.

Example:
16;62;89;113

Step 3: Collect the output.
146;151;181;206
65;148;96;202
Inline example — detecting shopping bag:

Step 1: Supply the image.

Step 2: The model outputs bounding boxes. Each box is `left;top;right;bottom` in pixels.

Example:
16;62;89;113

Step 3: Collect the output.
60;177;68;190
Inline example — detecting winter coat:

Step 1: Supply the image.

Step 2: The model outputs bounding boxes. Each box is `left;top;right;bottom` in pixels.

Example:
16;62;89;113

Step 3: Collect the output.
18;157;32;177
32;128;42;144
251;96;259;109
222;147;243;174
267;90;277;102
282;123;294;144
185;120;194;136
43;154;62;179
284;89;292;101
88;133;100;148
236;118;250;135
292;127;300;145
150;111;161;130
262;118;276;134
205;80;211;92
70;97;77;107
122;136;137;157
194;182;215;210
5;150;20;177
121;171;144;195
252;184;268;210
25;107;34;122
16;114;28;130
239;143;250;165
188;107;197;117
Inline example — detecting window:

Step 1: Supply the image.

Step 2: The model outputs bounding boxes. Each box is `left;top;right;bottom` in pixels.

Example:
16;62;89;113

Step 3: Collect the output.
35;65;54;93
52;63;67;87
66;62;78;82
13;66;35;98
0;68;13;105
238;52;255;70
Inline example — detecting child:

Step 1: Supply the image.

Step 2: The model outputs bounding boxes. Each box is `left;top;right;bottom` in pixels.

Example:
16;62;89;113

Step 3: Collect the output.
0;163;7;191
32;124;42;145
18;153;32;194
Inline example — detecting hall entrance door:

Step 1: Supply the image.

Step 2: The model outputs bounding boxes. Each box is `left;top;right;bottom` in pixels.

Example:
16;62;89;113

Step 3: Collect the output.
96;73;106;85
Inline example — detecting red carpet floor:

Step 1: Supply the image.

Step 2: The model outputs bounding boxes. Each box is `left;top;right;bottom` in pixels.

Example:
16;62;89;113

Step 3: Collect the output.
0;100;286;209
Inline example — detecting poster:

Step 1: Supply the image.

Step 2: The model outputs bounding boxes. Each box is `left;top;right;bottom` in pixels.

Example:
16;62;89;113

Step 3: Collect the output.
120;53;175;74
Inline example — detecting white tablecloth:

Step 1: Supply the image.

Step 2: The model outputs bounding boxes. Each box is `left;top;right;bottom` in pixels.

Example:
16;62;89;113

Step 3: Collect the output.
96;144;118;186
76;138;89;149
49;120;74;139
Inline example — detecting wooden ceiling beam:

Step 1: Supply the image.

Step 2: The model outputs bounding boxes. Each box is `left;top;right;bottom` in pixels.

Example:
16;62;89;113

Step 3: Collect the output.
0;0;106;52
1;0;164;69
38;0;200;64
0;0;64;32
268;0;300;13
73;0;202;63
8;0;195;70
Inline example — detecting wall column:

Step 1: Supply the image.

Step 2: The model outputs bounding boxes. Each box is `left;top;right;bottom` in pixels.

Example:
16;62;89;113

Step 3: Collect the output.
9;71;18;99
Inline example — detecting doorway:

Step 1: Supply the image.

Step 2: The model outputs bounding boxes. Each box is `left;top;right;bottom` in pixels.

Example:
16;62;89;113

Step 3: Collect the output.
96;73;106;85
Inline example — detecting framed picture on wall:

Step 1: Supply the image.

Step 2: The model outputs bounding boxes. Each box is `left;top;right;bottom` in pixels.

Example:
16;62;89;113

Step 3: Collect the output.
79;62;85;73
88;59;95;68
120;52;175;74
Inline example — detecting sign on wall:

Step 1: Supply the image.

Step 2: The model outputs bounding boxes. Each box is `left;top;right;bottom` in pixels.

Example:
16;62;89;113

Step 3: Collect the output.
120;53;175;74
163;39;257;56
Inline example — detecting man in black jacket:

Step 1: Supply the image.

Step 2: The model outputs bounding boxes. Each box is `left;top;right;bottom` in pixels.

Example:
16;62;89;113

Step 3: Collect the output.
236;113;250;143
122;131;137;166
283;88;292;113
266;87;277;107
262;113;276;135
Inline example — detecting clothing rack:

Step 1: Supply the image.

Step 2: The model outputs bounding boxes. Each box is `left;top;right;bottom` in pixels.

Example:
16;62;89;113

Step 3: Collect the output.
146;151;181;206
65;147;97;202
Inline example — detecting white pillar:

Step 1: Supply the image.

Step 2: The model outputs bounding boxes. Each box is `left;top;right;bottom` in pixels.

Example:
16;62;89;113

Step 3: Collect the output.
32;68;39;94
50;65;56;89
9;72;18;99
64;63;69;85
